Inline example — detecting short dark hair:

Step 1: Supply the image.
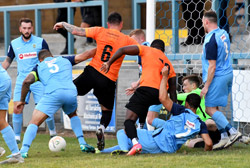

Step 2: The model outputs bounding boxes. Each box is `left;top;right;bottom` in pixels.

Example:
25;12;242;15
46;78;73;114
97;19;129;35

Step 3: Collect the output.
182;75;201;88
186;93;201;110
129;29;145;37
151;39;165;52
19;18;33;26
107;12;122;25
38;49;53;61
204;10;217;23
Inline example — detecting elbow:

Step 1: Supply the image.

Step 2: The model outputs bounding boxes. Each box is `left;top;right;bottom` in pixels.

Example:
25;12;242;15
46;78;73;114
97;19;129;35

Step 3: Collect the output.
23;78;33;87
159;94;166;104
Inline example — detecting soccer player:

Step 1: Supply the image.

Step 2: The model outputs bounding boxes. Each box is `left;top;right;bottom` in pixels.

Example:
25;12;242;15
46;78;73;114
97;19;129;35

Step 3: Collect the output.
2;18;56;143
17;49;96;158
200;10;242;150
101;39;176;155
0;64;23;164
126;29;176;130
100;66;212;155
53;12;138;150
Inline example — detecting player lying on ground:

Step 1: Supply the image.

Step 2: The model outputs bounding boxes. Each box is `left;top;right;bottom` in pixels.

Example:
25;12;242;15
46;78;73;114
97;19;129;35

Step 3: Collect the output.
16;49;97;158
98;66;213;155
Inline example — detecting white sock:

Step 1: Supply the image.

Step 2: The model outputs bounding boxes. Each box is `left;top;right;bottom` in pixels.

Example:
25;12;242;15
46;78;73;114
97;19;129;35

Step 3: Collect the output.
221;132;228;139
229;127;237;135
132;138;138;146
49;129;57;136
99;125;105;133
15;136;20;141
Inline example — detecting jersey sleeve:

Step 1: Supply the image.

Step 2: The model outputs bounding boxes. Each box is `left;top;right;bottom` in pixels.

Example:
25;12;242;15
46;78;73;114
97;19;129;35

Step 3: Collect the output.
152;118;166;128
7;43;15;61
62;56;76;66
177;92;189;101
170;103;186;116
31;65;39;82
85;27;101;39
199;120;209;134
42;39;49;51
205;33;217;60
167;60;176;78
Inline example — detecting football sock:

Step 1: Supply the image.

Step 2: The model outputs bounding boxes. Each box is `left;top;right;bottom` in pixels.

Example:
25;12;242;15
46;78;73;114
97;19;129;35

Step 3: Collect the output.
100;110;112;128
101;145;120;153
124;119;137;141
220;132;229;139
20;124;38;153
132;138;139;146
12;113;23;137
212;111;230;132
1;125;19;154
70;116;86;145
98;125;105;133
228;127;237;135
45;116;56;135
117;129;131;151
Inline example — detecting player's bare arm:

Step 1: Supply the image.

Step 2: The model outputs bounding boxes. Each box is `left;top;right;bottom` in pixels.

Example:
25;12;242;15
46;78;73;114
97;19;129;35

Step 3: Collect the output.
200;60;216;98
159;66;173;112
201;133;213;151
100;45;140;73
2;57;13;70
53;22;86;37
20;73;36;102
74;48;96;64
168;77;177;103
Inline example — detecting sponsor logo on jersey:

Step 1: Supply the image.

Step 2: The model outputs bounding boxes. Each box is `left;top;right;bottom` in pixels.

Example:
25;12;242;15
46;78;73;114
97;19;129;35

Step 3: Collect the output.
186;120;195;129
18;52;37;60
220;34;226;42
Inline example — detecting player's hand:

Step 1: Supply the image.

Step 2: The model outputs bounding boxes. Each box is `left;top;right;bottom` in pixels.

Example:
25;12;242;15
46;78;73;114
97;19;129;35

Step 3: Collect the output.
100;62;110;73
14;102;25;114
53;22;64;31
161;66;169;77
125;87;135;96
200;86;208;98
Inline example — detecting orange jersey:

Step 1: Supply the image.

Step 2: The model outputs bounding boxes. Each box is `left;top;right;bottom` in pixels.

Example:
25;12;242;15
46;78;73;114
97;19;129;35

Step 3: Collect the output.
85;27;138;81
138;45;176;90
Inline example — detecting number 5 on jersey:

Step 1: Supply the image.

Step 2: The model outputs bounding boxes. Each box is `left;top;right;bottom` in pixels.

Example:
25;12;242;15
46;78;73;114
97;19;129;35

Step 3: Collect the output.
47;62;59;73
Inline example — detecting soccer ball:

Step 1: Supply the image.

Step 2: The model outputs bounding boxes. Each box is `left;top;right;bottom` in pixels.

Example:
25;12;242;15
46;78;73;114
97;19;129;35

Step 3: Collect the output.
48;136;66;152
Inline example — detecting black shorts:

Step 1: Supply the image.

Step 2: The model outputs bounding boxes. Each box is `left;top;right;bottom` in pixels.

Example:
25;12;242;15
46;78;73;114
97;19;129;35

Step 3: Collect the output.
73;66;116;110
125;87;161;122
80;6;102;26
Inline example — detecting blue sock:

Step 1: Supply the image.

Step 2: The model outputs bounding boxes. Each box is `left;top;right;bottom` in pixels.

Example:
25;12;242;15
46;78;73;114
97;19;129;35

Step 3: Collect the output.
1;125;19;154
70;116;86;145
12;113;23;137
20;124;38;153
46;116;56;131
212;111;231;132
117;129;132;151
101;145;120;153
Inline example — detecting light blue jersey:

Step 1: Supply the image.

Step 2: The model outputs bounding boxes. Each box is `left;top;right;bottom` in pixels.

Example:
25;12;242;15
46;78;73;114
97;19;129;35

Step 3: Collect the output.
202;28;232;83
7;34;49;83
0;64;11;110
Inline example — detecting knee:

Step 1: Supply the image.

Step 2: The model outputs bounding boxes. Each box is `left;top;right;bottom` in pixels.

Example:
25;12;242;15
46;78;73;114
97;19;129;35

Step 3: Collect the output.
116;129;125;137
124;119;135;127
68;111;77;118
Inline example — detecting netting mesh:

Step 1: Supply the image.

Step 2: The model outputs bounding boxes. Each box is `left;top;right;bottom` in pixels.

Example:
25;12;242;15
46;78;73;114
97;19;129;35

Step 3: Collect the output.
153;0;250;136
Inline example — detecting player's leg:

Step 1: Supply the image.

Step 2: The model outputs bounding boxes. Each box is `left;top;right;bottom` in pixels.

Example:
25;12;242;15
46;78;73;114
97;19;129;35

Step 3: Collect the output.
64;89;95;153
31;82;57;138
20;109;48;158
146;104;163;130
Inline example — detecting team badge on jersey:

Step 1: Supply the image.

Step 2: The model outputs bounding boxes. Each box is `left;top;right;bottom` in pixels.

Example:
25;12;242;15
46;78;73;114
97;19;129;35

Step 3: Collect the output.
220;34;227;42
18;52;37;60
33;44;36;48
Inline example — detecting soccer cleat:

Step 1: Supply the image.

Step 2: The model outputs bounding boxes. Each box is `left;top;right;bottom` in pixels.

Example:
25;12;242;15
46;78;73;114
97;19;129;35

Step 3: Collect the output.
0;153;24;164
111;150;128;156
224;132;242;148
127;143;142;156
21;152;28;158
80;144;95;153
0;147;6;157
15;136;21;144
96;128;105;151
239;136;250;145
212;137;229;150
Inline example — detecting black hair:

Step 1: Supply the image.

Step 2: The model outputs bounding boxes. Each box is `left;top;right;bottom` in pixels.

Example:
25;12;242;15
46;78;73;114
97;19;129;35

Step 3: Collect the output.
38;49;53;61
182;75;201;88
19;18;33;26
186;93;207;118
204;10;217;23
107;12;122;25
150;39;165;52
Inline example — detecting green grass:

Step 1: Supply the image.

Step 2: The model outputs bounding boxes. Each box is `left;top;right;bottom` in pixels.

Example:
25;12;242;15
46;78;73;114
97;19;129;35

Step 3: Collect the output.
0;133;249;168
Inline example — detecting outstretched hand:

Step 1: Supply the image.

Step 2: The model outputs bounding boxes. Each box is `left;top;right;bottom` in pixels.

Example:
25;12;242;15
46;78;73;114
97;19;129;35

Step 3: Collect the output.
14;102;25;114
100;62;110;73
53;22;64;31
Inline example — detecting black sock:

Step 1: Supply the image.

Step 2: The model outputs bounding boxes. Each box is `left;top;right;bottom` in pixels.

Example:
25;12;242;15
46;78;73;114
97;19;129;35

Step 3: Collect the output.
100;110;112;128
124;119;137;140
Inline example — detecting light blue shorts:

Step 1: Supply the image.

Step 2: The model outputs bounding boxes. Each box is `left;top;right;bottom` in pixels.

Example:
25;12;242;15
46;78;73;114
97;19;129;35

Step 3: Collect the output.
35;89;77;118
148;104;163;113
0;79;11;110
205;73;233;107
13;81;44;104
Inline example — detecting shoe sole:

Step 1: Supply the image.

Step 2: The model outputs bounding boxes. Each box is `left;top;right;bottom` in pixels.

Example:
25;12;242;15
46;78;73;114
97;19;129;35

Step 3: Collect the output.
224;134;242;149
127;148;142;156
96;130;105;151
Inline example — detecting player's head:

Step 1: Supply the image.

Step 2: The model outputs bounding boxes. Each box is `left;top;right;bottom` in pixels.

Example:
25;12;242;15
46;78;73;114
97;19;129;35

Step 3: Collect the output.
185;93;201;112
129;29;146;44
182;75;201;93
202;10;217;33
19;18;33;40
38;49;53;62
107;12;123;30
151;39;165;52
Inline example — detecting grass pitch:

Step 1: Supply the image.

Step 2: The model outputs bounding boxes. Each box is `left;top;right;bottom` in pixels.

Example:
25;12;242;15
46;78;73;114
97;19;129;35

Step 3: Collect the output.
0;133;249;168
